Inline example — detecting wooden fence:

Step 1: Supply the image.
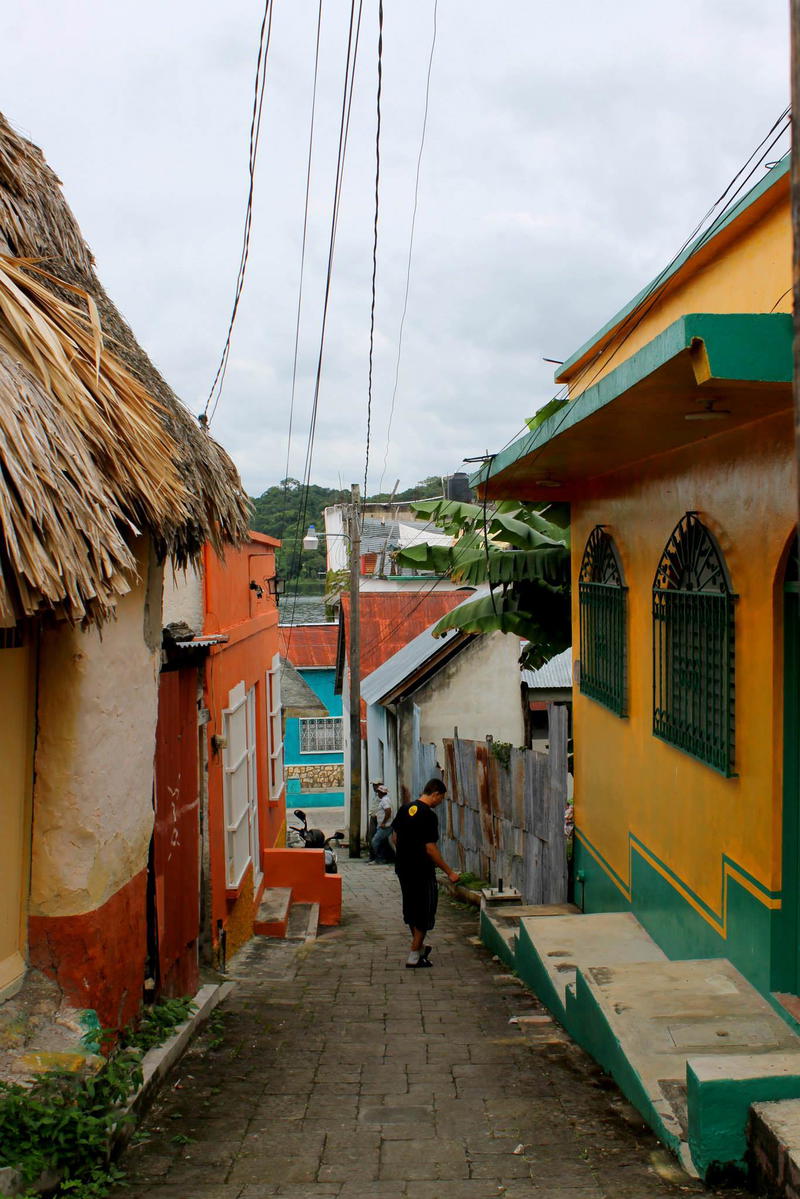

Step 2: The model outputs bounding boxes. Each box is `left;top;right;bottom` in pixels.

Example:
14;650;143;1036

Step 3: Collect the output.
437;704;568;904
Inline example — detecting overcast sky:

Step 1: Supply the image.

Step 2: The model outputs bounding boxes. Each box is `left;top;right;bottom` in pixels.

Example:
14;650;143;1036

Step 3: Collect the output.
1;2;790;497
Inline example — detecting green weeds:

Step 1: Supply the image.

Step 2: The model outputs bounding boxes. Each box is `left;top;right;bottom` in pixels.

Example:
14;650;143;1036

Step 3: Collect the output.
0;996;197;1199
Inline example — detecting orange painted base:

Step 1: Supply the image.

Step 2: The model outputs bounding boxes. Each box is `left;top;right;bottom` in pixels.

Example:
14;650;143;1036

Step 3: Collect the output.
28;870;147;1029
262;849;342;926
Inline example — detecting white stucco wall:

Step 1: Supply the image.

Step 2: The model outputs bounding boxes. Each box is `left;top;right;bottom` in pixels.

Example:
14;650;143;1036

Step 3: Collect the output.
398;632;524;801
29;540;163;917
162;560;204;634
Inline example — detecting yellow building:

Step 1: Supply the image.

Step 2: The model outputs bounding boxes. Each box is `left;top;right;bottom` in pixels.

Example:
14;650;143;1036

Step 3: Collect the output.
477;157;796;1000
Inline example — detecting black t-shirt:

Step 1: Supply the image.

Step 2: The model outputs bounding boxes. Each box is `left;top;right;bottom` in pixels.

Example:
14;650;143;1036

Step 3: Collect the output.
392;800;439;876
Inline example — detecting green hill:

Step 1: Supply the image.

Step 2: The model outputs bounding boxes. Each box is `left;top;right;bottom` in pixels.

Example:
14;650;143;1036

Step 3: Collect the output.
250;476;444;589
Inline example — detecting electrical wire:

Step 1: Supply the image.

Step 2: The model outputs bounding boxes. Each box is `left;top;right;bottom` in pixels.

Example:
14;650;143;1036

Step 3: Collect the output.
280;0;325;528
363;0;384;505
478;106;791;480
377;0;438;496
205;0;275;425
284;0;364;650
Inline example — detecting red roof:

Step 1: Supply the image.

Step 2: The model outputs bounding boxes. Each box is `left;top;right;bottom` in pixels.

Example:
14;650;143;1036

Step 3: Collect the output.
279;623;339;668
341;590;466;676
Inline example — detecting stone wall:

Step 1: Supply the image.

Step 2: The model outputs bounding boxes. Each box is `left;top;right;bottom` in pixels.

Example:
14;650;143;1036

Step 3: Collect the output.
286;763;344;790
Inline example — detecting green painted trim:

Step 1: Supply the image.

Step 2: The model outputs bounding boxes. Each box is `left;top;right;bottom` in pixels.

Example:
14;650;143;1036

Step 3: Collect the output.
514;919;570;1029
573;969;681;1152
478;908;516;969
574;831;779;996
558;157;790;379
687;1062;800;1179
472;311;793;490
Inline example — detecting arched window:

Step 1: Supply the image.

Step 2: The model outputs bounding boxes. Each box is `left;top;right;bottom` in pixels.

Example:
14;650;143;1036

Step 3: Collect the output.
652;513;735;775
579;526;627;716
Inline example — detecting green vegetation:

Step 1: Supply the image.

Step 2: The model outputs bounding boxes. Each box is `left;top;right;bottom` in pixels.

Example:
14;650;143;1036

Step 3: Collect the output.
394;497;571;669
0;997;196;1199
249;476;445;589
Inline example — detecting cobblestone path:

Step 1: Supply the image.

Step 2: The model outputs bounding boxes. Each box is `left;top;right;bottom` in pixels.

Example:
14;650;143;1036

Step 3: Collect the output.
114;860;750;1199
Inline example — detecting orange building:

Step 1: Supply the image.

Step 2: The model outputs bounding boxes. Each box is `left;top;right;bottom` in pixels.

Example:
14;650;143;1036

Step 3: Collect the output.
164;533;286;963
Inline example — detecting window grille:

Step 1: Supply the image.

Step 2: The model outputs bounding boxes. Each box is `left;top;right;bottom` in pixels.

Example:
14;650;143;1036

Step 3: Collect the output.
579;526;627;716
652;513;735;775
0;626;23;650
300;717;343;754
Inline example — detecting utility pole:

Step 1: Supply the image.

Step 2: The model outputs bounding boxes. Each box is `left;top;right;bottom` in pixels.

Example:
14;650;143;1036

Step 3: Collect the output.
348;483;362;857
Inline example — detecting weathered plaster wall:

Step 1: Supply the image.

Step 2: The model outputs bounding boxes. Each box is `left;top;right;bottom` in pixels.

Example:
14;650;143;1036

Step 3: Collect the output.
398;633;524;802
163;561;204;634
29;540;162;918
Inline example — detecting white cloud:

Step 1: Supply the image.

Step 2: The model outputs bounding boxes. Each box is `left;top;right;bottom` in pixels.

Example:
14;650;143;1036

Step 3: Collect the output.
0;0;789;495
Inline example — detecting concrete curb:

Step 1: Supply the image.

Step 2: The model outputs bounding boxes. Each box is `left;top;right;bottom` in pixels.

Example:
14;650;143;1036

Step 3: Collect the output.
126;979;235;1123
0;980;235;1196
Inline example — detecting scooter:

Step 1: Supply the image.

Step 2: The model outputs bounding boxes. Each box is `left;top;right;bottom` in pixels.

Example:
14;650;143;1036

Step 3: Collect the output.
289;809;345;874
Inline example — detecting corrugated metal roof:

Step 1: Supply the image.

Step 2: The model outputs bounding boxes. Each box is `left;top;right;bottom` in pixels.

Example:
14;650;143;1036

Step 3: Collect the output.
172;634;228;650
279;623;338;668
521;647;573;691
361;588;487;705
359;516;451;555
340;589;466;678
280;657;329;716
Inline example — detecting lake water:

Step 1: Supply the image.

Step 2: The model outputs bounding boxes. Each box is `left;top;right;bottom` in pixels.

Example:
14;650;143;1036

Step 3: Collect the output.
278;594;333;625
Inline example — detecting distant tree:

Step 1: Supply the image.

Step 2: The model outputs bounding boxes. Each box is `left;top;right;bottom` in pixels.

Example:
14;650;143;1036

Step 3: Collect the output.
249;475;452;588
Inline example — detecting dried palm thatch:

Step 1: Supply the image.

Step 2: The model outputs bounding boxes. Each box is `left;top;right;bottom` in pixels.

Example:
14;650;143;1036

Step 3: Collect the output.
0;113;251;625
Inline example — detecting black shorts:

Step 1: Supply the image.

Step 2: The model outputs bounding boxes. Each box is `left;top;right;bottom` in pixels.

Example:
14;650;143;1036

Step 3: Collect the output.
397;869;438;933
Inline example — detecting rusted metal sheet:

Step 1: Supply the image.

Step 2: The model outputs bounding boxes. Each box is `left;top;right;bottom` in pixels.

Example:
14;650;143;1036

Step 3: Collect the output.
153;667;200;997
433;710;568;902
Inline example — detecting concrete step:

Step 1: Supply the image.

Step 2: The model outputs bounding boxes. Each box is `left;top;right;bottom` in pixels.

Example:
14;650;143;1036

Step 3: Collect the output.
749;1096;800;1198
578;957;800;1177
479;899;579;969
285;901;319;942
254;887;292;937
517;911;667;1020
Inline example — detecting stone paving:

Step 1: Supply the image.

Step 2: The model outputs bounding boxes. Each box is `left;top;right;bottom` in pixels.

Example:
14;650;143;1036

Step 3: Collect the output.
113;860;753;1199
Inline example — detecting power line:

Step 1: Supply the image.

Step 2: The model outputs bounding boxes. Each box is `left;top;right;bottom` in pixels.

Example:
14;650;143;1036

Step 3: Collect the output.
280;0;325;527
205;0;274;425
481;107;791;476
377;0;439;496
363;0;384;505
284;0;364;648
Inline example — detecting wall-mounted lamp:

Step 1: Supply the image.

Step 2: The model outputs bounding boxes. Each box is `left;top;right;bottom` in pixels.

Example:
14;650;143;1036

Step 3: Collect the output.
302;524;319;552
266;576;286;597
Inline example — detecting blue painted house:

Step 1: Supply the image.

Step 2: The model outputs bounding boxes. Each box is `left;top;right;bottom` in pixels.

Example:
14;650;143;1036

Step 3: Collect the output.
279;623;344;808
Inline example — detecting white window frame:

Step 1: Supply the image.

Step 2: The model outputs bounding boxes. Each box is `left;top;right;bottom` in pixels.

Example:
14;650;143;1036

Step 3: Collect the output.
299;716;344;755
222;682;251;888
266;653;284;801
246;686;262;887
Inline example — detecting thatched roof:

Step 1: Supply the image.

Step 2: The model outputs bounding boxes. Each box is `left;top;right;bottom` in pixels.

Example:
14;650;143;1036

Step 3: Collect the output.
0;113;250;626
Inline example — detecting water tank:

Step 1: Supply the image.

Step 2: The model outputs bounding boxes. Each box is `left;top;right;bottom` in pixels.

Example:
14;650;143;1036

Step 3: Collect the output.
446;472;472;502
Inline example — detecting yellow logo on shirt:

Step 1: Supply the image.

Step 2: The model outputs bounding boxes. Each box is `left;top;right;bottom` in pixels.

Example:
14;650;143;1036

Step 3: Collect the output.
408;805;418;816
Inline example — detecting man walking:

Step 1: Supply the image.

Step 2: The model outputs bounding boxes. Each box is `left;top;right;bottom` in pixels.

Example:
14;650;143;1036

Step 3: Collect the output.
391;778;459;968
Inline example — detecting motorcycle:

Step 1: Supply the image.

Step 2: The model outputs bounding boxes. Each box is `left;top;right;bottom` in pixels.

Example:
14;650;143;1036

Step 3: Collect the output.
289;809;345;874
